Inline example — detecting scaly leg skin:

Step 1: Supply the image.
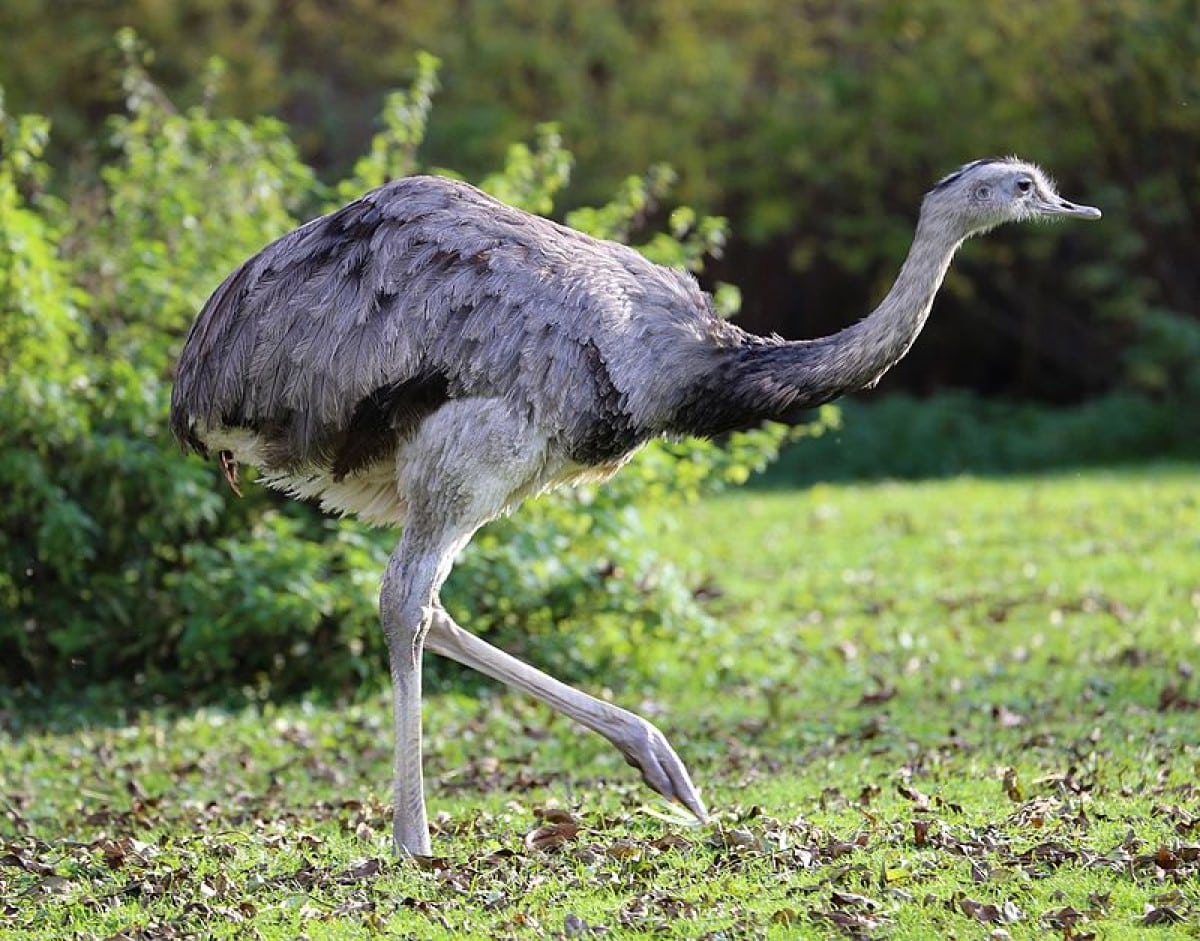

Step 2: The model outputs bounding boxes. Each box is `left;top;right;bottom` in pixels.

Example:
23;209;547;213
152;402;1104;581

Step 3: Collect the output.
387;632;431;857
380;528;464;858
426;606;707;820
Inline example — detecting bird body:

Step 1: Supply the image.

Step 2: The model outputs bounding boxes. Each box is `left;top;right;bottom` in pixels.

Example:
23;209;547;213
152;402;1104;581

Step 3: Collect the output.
174;176;745;524
171;159;1100;856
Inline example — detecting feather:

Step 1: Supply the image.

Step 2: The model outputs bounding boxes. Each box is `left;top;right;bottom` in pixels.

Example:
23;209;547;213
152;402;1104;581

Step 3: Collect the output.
171;175;717;476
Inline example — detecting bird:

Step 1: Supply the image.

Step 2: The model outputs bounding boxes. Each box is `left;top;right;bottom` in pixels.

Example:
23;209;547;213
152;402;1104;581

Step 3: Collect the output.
170;156;1100;856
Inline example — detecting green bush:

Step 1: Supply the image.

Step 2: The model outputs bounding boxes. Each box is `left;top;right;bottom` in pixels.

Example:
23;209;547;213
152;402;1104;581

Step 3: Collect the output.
2;1;1196;408
0;46;802;702
760;391;1189;487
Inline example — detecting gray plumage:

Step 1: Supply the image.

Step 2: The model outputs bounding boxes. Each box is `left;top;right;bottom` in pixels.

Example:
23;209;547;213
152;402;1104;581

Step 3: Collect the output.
170;158;1099;856
173;176;739;478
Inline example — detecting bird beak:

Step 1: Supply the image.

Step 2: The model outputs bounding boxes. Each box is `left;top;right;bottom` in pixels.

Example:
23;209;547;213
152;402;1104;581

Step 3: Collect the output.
1039;196;1102;220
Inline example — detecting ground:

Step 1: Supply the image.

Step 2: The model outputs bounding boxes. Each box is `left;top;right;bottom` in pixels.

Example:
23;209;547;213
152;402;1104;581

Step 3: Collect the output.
2;466;1199;939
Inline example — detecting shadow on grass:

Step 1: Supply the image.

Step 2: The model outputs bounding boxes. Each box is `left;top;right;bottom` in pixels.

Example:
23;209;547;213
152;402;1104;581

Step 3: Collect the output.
0;657;502;738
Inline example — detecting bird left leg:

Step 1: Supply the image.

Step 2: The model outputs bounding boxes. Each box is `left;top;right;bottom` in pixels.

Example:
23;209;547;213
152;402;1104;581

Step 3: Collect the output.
425;606;707;821
380;524;467;857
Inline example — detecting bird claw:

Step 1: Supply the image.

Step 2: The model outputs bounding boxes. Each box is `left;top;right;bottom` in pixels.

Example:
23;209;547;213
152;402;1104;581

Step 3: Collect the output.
619;716;708;823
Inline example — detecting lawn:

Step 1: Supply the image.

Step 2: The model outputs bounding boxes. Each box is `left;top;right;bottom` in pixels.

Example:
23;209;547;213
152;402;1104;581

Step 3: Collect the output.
3;467;1199;939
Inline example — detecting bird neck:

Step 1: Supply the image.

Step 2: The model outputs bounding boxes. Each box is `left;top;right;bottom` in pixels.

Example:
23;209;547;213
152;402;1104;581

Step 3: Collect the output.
672;207;968;437
793;209;967;400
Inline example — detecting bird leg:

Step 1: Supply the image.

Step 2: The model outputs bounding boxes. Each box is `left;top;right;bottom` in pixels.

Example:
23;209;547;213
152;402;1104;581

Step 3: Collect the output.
425;606;707;821
380;532;460;857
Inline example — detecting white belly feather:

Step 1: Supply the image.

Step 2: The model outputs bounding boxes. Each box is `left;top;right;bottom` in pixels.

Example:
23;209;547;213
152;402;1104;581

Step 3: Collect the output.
198;399;633;530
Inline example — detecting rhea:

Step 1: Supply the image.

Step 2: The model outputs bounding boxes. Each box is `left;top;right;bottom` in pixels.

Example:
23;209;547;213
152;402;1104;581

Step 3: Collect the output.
171;157;1100;856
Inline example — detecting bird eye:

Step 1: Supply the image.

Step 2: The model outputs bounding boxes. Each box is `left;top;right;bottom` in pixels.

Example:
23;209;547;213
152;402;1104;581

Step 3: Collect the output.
1017;178;1034;194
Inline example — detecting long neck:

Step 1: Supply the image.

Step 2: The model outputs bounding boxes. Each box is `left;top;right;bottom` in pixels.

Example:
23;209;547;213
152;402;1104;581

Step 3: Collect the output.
673;207;967;437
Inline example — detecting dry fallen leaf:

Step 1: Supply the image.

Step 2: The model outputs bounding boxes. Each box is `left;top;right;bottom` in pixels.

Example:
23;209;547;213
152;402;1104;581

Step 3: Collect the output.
0;851;56;877
830;890;881;910
957;894;1023;925
1141;904;1184;926
339;857;383;882
897;783;931;811
534;807;579;826
524;821;580;852
857;679;897;707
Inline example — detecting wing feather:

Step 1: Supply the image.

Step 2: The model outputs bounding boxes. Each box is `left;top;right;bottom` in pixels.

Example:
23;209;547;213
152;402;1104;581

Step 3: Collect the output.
170;175;718;472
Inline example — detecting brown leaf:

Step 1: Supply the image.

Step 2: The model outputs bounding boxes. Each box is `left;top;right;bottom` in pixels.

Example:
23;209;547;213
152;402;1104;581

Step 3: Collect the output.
1151;888;1187;908
339;857;384;882
604;839;642;860
912;819;930;847
897;783;931;811
410;855;452;872
533;807;579;826
958;895;1022;925
1153;846;1181;869
1041;906;1086;929
0;851;55;877
708;827;760;851
480;848;517;867
771;906;798;925
1086;892;1111;913
1141;905;1184;925
524;821;580;852
32;875;71;895
858;784;882;806
1019;841;1077;868
649;833;692;852
830;890;881;910
97;838;132;870
1158;683;1200;711
810;908;884;933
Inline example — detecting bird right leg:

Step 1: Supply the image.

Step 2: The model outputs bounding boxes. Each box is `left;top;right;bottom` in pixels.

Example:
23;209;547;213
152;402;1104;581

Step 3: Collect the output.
425;606;707;821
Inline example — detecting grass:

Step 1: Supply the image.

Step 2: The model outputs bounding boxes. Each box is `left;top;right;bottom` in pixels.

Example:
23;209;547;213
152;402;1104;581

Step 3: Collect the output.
3;466;1200;939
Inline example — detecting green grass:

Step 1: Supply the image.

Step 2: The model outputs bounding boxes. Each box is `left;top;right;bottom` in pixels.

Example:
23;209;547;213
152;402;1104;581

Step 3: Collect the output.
4;467;1200;938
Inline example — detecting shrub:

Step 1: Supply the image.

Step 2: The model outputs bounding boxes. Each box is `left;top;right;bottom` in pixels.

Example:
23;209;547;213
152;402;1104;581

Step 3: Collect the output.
0;46;803;703
760;392;1188;487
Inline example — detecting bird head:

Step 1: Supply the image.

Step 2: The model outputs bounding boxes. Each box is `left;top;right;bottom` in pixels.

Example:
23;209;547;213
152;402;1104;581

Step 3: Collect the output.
924;157;1101;237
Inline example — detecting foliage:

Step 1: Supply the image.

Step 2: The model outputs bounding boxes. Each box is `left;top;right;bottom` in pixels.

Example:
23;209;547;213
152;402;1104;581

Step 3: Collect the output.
762;391;1192;487
334;50;440;204
0;90;87;649
1;1;1197;406
0;47;799;699
5;471;1200;937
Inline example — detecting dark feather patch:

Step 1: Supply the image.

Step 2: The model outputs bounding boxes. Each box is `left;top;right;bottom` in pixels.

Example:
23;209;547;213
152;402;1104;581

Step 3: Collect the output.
565;340;642;464
930;156;1014;192
330;373;451;480
669;338;832;438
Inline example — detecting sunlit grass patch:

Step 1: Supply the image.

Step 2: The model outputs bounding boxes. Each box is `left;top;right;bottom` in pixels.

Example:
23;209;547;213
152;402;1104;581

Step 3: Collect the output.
3;466;1199;938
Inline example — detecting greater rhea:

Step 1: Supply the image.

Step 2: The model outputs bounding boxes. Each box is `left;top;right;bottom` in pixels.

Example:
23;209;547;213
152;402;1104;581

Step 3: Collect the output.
171;157;1100;855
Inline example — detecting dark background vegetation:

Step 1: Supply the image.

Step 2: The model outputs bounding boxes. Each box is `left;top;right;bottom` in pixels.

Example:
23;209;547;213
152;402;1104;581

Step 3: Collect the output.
1;0;1197;700
4;0;1198;402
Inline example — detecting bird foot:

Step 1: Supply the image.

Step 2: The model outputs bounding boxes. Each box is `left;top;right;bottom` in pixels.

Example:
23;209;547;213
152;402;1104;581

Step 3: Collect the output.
618;715;708;822
393;818;433;859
